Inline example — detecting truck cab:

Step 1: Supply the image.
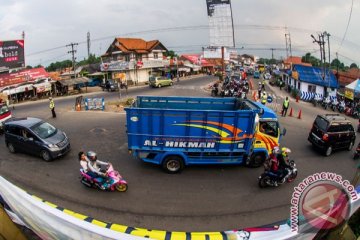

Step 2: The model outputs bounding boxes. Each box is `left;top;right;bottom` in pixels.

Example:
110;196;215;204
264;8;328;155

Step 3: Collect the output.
248;101;285;167
0;103;12;133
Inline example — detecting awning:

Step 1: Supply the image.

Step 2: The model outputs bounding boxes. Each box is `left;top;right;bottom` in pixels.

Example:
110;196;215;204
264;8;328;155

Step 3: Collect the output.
57;77;89;86
33;82;52;94
87;72;106;77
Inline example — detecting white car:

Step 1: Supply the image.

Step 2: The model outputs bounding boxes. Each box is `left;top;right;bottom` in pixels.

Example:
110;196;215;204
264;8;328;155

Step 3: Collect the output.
264;73;271;80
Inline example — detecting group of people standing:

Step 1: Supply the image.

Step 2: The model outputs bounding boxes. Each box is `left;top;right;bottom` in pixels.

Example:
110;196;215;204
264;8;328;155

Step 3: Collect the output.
257;79;290;117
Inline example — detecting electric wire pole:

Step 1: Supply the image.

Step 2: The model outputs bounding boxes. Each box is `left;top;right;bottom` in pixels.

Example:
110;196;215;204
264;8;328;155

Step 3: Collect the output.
66;43;78;79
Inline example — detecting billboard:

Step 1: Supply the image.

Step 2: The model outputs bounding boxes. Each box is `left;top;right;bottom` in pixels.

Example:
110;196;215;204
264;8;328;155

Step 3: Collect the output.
0;67;49;88
0;40;25;69
206;0;234;47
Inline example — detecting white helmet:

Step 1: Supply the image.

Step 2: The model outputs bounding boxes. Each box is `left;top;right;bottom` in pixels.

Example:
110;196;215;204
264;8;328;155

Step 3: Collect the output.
272;146;280;154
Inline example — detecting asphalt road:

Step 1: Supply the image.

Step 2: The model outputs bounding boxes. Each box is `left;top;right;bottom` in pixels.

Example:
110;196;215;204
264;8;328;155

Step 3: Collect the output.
0;75;359;232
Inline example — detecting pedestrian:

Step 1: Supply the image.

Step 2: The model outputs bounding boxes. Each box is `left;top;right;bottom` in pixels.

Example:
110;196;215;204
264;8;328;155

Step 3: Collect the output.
49;97;56;118
281;97;290;117
261;80;265;91
258;88;262;99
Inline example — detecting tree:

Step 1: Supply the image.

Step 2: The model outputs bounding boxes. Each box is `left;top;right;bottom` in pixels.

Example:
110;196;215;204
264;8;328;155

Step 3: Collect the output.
302;53;321;67
164;50;177;59
350;63;358;69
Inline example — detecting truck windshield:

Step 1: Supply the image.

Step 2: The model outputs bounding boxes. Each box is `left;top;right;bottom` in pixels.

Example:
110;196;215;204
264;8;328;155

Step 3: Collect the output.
259;121;279;138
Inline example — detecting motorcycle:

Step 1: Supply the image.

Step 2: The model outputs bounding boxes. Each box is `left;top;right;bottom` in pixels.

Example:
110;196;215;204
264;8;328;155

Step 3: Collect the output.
258;160;297;188
322;97;330;110
80;163;128;192
330;99;338;112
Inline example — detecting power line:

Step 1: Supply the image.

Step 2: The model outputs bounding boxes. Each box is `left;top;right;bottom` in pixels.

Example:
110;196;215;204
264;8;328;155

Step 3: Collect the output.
337;0;354;52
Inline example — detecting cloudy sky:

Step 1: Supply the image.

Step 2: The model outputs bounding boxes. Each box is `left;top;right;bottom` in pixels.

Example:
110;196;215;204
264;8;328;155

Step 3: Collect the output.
1;0;359;67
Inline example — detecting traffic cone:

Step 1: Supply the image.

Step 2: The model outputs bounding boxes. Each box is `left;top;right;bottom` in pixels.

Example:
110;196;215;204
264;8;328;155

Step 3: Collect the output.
288;108;293;117
298;109;302;119
76;103;81;111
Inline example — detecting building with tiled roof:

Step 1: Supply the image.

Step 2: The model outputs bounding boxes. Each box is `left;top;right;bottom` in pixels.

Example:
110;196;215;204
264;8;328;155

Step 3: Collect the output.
336;68;360;87
283;56;312;69
100;38;169;84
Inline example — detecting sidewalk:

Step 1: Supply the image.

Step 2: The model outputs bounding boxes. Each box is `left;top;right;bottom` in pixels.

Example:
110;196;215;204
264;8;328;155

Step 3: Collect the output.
10;74;207;107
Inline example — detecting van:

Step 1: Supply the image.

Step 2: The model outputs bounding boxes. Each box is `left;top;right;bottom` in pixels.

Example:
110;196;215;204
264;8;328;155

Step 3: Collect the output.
308;114;355;156
4;117;71;161
149;76;173;88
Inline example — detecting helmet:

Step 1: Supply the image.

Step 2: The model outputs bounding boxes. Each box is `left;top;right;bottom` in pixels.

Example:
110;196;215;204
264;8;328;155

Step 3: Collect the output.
272;146;280;154
87;151;97;161
281;147;291;156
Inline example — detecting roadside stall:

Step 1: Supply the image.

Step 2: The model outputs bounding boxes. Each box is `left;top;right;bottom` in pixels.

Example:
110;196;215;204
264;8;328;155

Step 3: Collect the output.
55;77;89;95
33;79;52;99
344;79;360;101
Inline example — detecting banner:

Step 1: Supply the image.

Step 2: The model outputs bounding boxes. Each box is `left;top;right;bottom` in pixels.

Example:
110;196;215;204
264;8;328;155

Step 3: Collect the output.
85;97;105;111
0;67;49;88
0;40;25;69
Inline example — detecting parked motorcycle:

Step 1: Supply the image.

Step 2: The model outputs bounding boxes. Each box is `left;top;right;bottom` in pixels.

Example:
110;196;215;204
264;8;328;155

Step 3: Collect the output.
258;160;297;188
322;97;330;110
80;163;128;192
330;99;338;112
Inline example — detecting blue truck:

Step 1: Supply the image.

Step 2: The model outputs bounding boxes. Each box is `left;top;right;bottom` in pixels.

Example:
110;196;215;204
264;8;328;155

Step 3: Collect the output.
125;96;271;173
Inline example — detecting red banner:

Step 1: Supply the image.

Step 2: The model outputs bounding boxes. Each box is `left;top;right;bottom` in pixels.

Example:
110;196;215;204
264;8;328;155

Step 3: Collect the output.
0;68;49;88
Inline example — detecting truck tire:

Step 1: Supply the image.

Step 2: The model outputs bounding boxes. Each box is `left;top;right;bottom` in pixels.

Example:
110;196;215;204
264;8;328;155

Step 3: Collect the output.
248;152;265;168
162;156;184;174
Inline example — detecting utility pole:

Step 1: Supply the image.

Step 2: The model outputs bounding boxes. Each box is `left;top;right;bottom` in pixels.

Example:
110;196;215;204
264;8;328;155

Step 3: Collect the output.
270;48;275;60
87;32;91;59
66;42;78;79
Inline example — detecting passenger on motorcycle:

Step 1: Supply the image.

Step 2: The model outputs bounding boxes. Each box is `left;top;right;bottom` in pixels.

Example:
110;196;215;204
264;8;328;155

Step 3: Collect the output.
278;147;292;180
79;151;97;178
268;147;282;186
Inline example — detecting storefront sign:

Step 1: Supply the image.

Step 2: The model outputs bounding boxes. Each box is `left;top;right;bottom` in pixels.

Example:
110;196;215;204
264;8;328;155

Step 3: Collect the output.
345;89;354;100
292;71;299;80
0;68;49;88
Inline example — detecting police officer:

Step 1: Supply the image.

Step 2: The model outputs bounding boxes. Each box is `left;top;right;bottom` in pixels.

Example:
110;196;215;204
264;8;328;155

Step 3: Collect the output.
281;97;290;117
49;97;56;118
261;92;267;105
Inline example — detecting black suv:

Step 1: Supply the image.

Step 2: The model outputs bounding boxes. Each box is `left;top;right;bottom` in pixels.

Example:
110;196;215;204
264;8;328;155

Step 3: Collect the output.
308;114;356;156
4;117;71;161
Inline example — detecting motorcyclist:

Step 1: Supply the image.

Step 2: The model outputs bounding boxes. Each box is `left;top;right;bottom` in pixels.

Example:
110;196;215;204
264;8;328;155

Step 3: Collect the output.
268;146;282;186
87;151;111;189
277;147;292;182
87;151;111;176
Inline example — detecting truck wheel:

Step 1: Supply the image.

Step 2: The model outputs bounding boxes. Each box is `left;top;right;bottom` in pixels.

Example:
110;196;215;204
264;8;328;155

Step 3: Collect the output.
162;156;184;173
248;153;265;168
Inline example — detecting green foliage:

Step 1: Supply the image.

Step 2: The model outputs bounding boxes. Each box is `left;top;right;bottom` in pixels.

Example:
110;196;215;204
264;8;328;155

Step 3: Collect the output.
302;53;321;67
350;63;358;69
164;50;177;59
46;60;73;72
77;54;101;66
